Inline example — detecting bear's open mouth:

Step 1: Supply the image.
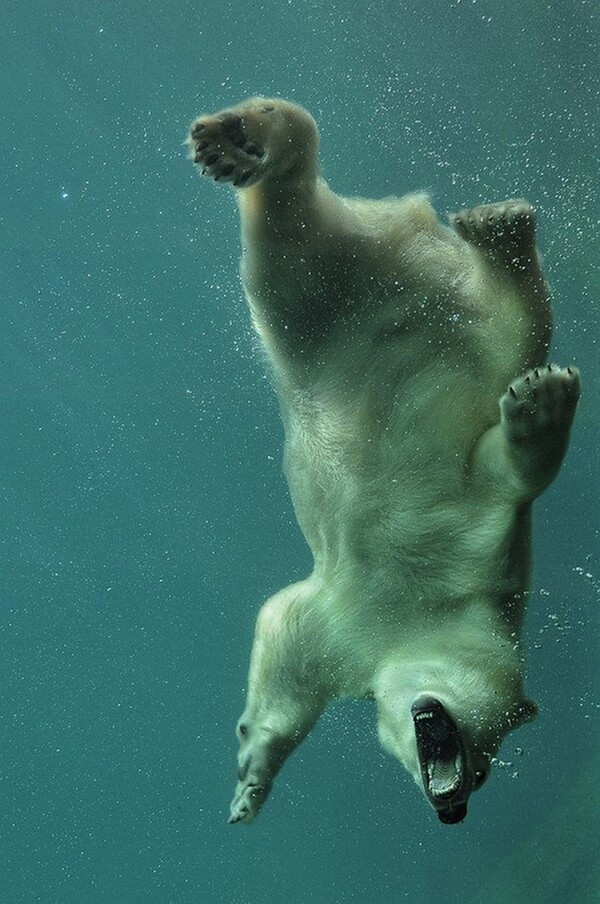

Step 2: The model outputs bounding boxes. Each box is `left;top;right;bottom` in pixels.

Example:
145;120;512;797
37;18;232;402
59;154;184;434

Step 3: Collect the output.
412;696;469;824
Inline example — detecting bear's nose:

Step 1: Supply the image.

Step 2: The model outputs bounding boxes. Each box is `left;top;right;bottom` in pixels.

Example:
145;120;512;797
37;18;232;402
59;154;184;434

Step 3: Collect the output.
437;801;468;824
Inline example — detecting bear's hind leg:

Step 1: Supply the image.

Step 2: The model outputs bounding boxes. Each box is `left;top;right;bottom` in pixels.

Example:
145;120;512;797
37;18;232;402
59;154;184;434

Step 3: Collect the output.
450;198;551;361
187;97;318;190
188;109;267;188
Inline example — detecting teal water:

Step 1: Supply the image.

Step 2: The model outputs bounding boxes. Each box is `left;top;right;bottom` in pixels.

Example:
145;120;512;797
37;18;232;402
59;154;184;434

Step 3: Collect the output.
1;1;598;901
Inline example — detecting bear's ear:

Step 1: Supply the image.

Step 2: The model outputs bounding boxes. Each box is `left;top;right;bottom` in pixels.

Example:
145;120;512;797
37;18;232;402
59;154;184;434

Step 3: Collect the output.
508;698;538;727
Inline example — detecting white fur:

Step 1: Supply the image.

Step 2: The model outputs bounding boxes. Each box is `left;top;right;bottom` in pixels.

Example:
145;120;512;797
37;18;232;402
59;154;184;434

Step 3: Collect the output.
188;97;579;822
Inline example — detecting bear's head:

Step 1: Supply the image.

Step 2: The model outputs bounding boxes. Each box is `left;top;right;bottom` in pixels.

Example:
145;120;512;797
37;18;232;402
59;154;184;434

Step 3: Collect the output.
373;656;537;823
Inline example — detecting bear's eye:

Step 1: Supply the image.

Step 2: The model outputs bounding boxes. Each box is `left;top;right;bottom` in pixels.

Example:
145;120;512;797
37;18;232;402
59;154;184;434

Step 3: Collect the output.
473;770;489;790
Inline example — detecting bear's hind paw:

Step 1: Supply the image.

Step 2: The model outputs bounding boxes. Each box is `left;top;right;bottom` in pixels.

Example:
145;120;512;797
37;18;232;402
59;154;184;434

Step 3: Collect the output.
451;199;537;267
187;112;265;188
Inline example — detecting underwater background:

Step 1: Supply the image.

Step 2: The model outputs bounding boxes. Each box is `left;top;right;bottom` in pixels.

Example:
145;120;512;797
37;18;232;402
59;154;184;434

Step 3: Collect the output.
1;0;598;901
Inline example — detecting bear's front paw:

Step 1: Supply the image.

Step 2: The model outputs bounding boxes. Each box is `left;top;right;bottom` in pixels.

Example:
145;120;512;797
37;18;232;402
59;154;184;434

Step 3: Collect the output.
501;364;581;444
228;777;272;825
188;110;266;188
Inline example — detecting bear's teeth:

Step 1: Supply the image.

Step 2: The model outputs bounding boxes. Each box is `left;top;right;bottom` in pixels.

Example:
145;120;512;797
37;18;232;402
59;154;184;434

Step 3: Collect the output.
426;757;461;795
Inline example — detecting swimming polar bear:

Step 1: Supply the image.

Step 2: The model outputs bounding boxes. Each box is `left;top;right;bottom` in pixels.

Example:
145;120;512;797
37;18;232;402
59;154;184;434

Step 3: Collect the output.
187;97;580;825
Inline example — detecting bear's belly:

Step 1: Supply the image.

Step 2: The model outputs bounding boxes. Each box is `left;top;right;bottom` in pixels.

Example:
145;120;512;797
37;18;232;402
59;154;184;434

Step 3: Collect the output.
284;412;528;609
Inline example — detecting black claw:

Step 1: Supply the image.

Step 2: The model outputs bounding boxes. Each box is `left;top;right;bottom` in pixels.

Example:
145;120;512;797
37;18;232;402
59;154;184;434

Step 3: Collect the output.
534;369;540;378
509;386;517;398
567;367;573;375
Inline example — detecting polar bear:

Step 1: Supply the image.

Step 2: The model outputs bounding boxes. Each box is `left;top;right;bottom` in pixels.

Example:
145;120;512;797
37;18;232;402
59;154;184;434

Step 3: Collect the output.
187;97;581;825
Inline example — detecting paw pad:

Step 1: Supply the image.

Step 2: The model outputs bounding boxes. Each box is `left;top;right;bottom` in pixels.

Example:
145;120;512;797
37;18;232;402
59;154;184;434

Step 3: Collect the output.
451;199;536;257
187;110;265;188
501;364;581;438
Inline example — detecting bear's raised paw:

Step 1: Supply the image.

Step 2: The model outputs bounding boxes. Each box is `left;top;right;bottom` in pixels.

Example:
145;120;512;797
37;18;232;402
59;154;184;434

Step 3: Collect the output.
188;98;319;192
188;110;267;188
451;199;537;265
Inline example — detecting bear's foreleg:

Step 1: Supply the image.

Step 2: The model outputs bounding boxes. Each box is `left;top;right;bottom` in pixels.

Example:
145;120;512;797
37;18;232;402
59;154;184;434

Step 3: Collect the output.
229;585;329;824
472;364;581;499
499;364;581;494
